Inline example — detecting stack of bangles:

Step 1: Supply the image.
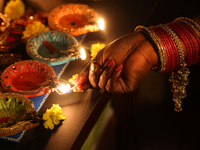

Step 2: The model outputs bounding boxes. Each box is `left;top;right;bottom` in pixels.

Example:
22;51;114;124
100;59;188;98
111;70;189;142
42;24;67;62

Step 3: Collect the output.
135;17;200;112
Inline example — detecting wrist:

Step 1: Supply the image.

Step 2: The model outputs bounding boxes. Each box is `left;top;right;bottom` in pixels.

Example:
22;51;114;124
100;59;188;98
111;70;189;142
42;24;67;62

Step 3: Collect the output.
138;32;159;67
129;32;159;68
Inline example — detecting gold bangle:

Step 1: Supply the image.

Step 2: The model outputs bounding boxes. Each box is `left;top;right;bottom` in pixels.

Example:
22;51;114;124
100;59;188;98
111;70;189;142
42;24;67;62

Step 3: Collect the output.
135;25;166;72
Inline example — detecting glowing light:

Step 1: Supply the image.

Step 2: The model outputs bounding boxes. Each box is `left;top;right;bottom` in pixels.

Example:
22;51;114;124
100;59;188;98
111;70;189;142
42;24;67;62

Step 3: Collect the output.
80;47;86;60
98;18;104;30
30;16;33;20
57;83;71;93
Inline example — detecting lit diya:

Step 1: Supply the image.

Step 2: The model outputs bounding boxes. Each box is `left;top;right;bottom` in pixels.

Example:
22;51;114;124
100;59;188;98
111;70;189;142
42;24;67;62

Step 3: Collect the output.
48;3;101;36
26;30;81;66
0;93;40;137
1;60;59;97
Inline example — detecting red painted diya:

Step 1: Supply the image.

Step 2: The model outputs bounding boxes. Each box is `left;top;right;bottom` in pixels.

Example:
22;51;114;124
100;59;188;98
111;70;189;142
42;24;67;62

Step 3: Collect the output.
48;3;100;36
1;60;58;97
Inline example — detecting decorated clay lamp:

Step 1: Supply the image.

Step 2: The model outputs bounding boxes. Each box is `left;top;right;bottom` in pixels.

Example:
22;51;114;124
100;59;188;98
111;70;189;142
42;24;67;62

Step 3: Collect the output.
0;60;59;97
48;3;104;36
26;30;83;66
0;13;23;52
0;13;10;32
0;93;40;137
0;59;82;97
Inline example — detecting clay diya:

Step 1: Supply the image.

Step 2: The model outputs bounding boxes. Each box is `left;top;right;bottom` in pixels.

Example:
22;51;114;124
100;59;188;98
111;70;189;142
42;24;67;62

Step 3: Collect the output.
0;93;40;137
26;30;81;66
1;60;58;97
48;3;100;36
0;13;24;52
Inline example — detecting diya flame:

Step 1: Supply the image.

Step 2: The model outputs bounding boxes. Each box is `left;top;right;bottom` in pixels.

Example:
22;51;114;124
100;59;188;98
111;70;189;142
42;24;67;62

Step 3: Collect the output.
56;47;86;94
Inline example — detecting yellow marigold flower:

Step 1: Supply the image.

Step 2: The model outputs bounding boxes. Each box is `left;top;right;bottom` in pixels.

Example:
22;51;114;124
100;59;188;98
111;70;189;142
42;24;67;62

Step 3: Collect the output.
42;109;51;120
43;117;54;130
4;0;25;20
90;43;105;60
43;104;66;130
22;21;50;40
51;104;63;114
68;74;78;83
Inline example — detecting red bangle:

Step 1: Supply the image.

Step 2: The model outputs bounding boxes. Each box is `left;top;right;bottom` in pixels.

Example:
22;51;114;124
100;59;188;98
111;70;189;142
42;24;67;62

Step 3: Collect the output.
157;26;180;71
166;23;192;66
173;22;198;65
151;27;171;73
176;21;200;64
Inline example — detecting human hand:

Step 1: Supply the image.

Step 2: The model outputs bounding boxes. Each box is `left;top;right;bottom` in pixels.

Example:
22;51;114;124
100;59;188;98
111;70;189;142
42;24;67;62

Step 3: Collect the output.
74;32;158;93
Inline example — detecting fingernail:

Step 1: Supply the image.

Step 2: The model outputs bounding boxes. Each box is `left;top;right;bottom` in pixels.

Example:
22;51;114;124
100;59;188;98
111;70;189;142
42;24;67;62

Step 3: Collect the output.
76;85;82;91
115;64;123;71
106;57;114;67
90;61;98;72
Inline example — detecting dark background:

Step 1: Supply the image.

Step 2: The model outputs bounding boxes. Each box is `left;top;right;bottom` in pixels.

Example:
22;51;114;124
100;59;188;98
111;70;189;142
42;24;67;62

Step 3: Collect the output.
1;0;200;149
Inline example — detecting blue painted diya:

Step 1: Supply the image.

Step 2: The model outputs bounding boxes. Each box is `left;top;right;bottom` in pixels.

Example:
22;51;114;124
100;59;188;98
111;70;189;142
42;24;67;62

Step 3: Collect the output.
26;30;81;66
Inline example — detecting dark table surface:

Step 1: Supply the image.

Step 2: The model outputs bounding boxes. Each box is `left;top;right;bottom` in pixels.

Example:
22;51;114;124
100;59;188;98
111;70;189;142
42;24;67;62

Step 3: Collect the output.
1;0;200;150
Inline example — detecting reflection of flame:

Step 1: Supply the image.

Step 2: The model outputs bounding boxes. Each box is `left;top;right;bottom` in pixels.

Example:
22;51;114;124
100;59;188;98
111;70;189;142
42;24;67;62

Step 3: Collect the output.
57;83;71;93
98;18;104;30
80;47;86;60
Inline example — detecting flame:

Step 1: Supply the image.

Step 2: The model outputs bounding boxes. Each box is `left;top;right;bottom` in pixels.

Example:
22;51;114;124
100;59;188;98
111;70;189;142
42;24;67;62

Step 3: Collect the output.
98;18;104;30
30;16;33;20
80;47;86;60
57;83;71;93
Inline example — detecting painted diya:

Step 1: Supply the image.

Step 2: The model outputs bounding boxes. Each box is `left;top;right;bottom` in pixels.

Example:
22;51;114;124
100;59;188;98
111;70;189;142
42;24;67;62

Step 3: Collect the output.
26;30;81;66
0;13;10;32
0;13;24;52
0;93;40;137
1;60;59;97
48;3;100;36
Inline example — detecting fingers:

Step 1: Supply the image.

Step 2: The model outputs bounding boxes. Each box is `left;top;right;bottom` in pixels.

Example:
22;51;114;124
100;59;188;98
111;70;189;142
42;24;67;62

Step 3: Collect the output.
76;83;91;91
74;63;91;90
98;57;116;89
89;61;100;89
105;64;123;93
75;57;118;91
